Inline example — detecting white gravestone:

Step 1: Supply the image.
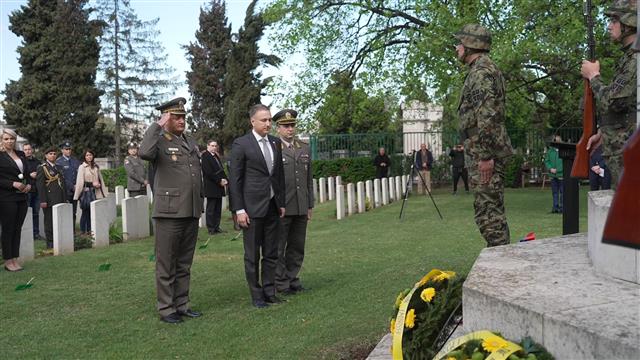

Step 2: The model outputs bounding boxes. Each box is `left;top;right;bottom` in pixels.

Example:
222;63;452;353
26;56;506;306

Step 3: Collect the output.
356;181;365;214
381;178;389;205
312;179;319;203
136;195;150;237
146;184;153;204
401;175;407;196
373;179;381;208
125;189;130;199
388;177;395;202
328;177;335;201
365;180;373;207
122;197;138;241
200;197;207;228
91;199;110;248
347;183;356;216
319;177;327;203
395;176;402;200
39;208;46;238
336;184;345;220
53;203;74;256
105;193;117;226
19;207;35;262
115;185;125;206
336;176;342;187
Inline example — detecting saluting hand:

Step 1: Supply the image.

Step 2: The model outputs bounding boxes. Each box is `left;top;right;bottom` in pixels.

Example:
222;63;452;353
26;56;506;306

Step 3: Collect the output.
157;112;170;128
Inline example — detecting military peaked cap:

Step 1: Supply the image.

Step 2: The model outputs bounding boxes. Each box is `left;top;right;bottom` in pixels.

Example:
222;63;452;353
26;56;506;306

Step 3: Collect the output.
127;142;138;149
44;145;58;154
60;141;72;149
273;109;298;125
156;97;187;115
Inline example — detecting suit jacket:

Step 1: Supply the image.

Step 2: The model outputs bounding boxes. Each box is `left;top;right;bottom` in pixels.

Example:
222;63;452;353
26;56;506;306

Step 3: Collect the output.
0;150;29;202
281;138;314;216
36;161;67;206
124;155;148;191
415;149;434;171
229;132;285;218
202;151;228;198
139;123;203;219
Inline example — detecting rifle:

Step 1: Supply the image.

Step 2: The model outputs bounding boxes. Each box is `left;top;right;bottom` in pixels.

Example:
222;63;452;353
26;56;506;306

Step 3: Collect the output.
571;0;596;179
602;127;640;249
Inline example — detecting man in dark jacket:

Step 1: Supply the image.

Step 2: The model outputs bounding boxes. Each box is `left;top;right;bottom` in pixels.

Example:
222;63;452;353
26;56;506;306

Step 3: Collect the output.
449;144;469;195
56;141;81;226
415;143;434;193
202;140;228;234
373;147;391;179
37;146;67;248
23;143;41;238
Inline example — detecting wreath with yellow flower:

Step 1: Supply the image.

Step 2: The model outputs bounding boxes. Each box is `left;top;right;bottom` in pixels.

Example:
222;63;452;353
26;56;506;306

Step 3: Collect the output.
390;269;465;359
433;331;554;360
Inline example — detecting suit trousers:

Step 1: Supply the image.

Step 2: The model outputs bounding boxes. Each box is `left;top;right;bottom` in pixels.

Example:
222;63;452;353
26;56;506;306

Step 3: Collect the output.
43;207;53;244
242;199;280;302
275;215;308;291
205;197;223;233
155;217;199;316
0;200;28;260
452;167;469;192
417;169;431;193
27;192;40;236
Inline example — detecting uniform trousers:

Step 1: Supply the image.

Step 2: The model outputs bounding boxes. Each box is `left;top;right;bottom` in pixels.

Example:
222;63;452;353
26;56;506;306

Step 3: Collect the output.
243;199;280;302
469;159;510;247
155;217;199;317
0;200;28;260
275;214;308;291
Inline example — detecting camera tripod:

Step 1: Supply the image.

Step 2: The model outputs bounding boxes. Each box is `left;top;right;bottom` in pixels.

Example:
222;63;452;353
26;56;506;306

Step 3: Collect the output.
399;150;443;220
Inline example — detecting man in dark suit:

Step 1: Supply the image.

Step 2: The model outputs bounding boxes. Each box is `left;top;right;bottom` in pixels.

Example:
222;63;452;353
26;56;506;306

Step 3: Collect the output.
202;140;228;234
415;143;434;193
55;141;81;226
229;104;286;308
36;146;67;249
139;97;203;324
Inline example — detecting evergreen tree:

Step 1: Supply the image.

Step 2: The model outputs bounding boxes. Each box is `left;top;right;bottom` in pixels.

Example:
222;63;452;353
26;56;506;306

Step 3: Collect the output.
95;0;177;164
185;0;232;147
222;0;281;149
3;0;108;154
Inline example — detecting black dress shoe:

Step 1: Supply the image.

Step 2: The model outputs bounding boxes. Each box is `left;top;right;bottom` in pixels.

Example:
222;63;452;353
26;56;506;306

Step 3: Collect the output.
160;313;183;324
214;228;226;233
177;309;202;318
280;288;297;296
290;284;308;292
265;295;285;304
252;300;269;308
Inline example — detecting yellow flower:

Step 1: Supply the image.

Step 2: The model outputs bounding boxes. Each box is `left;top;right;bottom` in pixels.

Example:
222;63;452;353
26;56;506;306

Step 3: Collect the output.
420;287;436;302
390;318;396;333
446;358;456;360
395;292;405;308
405;309;416;328
482;335;508;352
434;271;455;282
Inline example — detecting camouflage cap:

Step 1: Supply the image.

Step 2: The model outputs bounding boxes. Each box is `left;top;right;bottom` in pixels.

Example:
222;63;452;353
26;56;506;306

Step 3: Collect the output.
605;0;637;28
454;24;492;51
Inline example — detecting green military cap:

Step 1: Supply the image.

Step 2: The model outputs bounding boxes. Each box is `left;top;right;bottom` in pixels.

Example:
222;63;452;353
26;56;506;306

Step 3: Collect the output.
155;97;187;115
606;0;637;28
455;24;492;51
273;109;298;125
44;145;58;154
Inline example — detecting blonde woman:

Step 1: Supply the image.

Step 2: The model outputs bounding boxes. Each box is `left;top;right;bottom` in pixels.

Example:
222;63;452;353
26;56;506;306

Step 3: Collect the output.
0;129;30;271
73;149;106;234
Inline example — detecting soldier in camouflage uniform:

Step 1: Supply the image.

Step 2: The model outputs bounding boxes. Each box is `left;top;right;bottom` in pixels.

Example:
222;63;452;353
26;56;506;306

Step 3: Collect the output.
455;24;514;247
582;0;637;186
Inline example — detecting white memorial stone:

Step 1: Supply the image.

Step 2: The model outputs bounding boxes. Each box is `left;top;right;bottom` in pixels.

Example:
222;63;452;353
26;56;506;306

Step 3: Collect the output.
401;175;407;196
53;203;74;256
336;176;342;186
381;178;389;205
365;180;373;207
395;176;402;200
373;179;381;208
356;181;365;214
147;184;153;203
105;193;117;226
125;188;130;199
312;178;318;203
115;185;125;206
136;195;150;238
39;208;46;238
328;177;335;201
388;177;395;202
347;183;355;216
319;177;327;203
19;207;35;262
200;198;207;228
91;199;110;248
336;185;345;220
122;197;138;241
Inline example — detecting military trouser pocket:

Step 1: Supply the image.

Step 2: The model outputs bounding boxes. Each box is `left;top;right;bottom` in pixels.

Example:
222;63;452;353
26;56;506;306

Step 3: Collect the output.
156;187;180;214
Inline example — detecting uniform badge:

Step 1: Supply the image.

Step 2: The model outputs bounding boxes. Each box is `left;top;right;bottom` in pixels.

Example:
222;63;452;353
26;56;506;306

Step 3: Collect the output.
163;133;172;141
171;155;178;161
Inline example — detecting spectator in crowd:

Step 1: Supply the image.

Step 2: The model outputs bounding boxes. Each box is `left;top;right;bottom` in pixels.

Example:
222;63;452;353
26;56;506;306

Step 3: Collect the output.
202;140;228;235
56;141;81;226
589;145;612;191
544;136;563;214
229;104;286;308
73;149;107;234
373;147;391;179
415;143;434;193
124;142;148;197
37;146;67;249
449;143;469;195
0;129;30;271
23;143;41;239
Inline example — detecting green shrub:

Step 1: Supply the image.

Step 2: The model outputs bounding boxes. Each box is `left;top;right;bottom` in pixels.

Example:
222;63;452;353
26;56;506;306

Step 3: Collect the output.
109;223;123;244
101;166;127;190
505;153;526;188
312;154;412;183
74;233;93;251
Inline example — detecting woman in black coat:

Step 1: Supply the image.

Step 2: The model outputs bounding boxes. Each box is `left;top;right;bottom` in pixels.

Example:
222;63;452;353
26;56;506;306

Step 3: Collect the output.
0;128;31;271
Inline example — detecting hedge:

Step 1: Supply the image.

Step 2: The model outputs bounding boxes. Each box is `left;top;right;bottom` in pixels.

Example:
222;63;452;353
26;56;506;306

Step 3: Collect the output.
101;166;127;191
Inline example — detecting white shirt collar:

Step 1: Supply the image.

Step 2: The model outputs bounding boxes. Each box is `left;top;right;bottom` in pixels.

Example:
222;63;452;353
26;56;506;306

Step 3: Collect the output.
252;129;269;143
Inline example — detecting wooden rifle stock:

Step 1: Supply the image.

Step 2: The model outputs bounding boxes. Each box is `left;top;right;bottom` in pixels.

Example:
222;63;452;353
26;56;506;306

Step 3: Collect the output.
571;80;595;179
602;127;640;249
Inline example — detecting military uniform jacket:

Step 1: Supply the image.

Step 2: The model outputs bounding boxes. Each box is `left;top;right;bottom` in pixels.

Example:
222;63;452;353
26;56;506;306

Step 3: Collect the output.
124;155;147;191
139;123;203;219
281;138;314;216
36;161;67;206
55;155;81;196
458;54;513;161
591;44;637;128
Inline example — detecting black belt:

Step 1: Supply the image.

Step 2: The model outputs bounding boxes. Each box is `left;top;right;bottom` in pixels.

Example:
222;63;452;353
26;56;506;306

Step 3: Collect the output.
460;127;478;141
600;112;636;128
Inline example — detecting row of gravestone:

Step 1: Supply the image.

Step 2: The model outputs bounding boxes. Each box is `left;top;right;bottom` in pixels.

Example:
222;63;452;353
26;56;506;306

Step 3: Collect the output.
312;175;409;220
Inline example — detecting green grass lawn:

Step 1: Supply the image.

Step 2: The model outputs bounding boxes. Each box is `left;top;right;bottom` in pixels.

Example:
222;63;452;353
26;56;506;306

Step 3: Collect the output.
0;187;588;359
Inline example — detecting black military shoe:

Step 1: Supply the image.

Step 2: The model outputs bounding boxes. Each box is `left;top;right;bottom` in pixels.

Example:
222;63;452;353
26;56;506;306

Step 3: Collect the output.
177;309;202;318
160;312;183;324
252;299;269;308
265;295;285;304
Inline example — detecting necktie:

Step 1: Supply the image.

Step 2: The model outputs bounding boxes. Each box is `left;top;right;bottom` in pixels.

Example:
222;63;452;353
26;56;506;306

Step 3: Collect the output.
261;138;273;174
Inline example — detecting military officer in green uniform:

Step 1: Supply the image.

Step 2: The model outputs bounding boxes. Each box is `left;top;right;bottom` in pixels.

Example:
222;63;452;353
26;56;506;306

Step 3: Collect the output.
124;142;148;197
455;24;514;247
36;146;67;249
582;0;637;187
273;109;314;295
139;97;203;324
